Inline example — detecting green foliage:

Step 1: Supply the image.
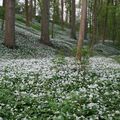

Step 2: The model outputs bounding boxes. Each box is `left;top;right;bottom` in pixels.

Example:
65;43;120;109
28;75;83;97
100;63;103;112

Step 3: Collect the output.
72;46;89;64
81;47;89;65
31;23;41;31
35;16;41;23
16;15;41;31
15;0;24;14
0;61;120;119
112;55;120;63
53;54;66;65
16;14;26;23
81;47;89;58
0;6;5;19
51;0;61;24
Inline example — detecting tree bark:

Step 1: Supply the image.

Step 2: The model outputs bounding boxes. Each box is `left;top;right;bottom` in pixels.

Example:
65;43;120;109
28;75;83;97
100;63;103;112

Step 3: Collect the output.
102;0;110;43
76;0;87;61
40;0;51;45
33;0;36;18
71;0;76;39
61;0;64;29
89;0;97;55
29;0;33;22
4;0;15;48
25;0;30;26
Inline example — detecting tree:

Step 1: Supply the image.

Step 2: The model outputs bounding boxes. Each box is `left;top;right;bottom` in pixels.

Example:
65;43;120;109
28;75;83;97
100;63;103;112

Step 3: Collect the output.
76;0;87;61
71;0;76;39
25;0;30;26
89;0;97;55
29;0;33;22
64;0;71;26
4;0;15;48
61;0;64;29
40;0;51;45
102;0;110;43
33;0;36;18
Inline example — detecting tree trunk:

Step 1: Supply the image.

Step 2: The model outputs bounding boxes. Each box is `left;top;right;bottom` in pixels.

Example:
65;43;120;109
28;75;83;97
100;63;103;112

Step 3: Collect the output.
61;0;64;29
33;0;36;18
89;0;97;55
29;0;33;22
76;0;87;61
40;0;51;45
112;0;117;44
71;0;76;39
4;0;15;48
102;0;110;43
25;0;30;26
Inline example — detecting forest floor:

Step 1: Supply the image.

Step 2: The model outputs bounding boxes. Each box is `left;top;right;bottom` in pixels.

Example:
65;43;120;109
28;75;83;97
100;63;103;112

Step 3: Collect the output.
0;20;120;119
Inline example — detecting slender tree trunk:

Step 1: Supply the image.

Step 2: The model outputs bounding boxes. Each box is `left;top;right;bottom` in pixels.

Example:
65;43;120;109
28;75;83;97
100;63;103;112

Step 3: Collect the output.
4;0;15;48
29;0;33;22
112;0;117;44
61;0;64;29
89;0;97;55
84;6;88;40
76;0;87;61
71;0;76;39
51;0;55;39
89;1;92;40
69;0;72;28
102;0;110;43
25;0;30;26
40;0;51;45
33;0;36;18
51;20;54;38
65;9;69;23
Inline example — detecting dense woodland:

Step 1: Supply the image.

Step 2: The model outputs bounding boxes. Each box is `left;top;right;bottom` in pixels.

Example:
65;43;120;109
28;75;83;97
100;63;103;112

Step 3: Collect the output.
0;0;120;119
1;0;120;54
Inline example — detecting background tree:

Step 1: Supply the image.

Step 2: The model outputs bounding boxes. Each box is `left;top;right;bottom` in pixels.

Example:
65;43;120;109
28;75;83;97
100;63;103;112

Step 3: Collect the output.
76;0;87;61
4;0;15;48
33;0;36;18
61;0;64;29
70;0;76;39
25;0;30;26
40;0;51;45
89;0;97;55
29;0;33;22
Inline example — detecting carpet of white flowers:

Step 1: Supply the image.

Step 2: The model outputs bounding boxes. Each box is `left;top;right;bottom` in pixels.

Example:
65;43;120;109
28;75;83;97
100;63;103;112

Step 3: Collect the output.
0;23;120;120
0;56;120;120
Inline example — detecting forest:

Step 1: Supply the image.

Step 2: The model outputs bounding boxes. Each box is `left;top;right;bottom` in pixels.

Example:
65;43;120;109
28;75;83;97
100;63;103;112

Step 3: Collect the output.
0;0;120;119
